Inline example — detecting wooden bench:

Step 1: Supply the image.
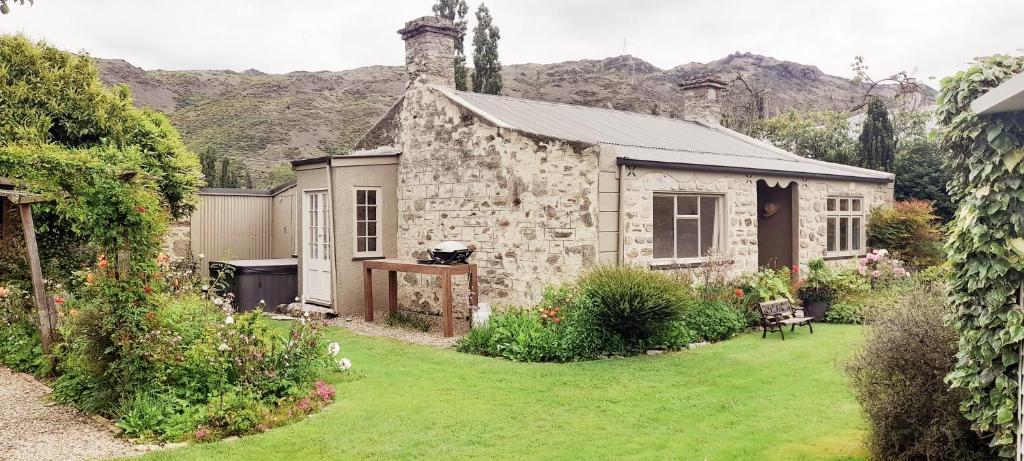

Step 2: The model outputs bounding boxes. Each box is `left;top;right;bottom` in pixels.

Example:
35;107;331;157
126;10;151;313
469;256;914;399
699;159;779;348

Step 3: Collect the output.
757;299;814;340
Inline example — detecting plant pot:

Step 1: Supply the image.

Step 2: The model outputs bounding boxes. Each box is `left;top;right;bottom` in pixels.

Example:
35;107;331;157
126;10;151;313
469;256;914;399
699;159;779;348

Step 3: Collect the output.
804;301;830;322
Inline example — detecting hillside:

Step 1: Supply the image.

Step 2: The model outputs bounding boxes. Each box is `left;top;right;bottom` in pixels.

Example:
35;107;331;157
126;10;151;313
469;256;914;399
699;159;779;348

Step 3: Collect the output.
96;53;935;186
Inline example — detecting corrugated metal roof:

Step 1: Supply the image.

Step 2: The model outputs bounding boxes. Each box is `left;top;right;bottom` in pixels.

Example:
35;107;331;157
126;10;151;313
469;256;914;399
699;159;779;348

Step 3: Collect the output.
435;86;893;182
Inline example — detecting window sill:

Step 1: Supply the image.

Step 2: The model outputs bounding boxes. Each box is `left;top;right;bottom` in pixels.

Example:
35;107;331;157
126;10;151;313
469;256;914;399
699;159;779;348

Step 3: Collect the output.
649;259;735;270
823;253;860;261
352;255;385;261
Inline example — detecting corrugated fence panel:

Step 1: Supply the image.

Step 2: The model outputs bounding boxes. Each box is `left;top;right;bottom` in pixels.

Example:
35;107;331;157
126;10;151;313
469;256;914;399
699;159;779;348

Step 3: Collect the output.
271;189;297;258
191;194;273;261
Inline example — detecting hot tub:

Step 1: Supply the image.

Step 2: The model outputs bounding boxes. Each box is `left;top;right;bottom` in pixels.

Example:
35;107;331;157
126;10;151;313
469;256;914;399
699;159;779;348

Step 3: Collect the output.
210;258;298;312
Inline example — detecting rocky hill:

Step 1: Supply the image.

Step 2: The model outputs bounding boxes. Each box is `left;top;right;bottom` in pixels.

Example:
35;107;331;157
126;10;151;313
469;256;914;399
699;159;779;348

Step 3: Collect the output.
96;53;935;186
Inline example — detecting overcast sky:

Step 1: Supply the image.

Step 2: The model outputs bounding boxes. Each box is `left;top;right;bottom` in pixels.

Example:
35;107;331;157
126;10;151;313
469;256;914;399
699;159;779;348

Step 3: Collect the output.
0;0;1020;82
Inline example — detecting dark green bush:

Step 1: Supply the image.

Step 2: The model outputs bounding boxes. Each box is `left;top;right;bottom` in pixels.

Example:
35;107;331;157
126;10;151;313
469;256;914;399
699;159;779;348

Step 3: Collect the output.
0;286;47;375
457;268;696;361
845;279;991;460
681;300;746;342
576;266;687;352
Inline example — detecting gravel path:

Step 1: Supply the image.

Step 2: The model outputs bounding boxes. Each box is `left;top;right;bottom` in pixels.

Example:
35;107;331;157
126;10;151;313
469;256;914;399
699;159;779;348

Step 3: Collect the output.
0;367;144;461
324;314;468;348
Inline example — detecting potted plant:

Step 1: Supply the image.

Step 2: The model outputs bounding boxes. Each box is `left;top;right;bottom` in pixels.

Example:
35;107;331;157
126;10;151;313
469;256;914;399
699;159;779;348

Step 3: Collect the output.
797;259;837;321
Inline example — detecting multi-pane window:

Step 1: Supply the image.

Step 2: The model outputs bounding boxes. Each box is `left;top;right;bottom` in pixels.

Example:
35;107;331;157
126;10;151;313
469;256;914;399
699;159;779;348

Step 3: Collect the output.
653;194;723;259
354;187;381;257
826;196;863;256
306;191;331;261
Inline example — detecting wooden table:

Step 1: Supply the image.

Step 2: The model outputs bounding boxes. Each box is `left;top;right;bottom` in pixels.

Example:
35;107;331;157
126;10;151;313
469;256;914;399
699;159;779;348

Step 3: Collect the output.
363;259;478;337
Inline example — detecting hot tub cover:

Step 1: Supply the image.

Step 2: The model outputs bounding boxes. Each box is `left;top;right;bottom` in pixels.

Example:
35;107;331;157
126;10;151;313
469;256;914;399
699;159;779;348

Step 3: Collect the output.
213;258;298;275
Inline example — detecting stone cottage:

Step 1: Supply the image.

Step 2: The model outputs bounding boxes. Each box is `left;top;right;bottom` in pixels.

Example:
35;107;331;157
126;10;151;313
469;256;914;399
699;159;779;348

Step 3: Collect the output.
290;16;894;317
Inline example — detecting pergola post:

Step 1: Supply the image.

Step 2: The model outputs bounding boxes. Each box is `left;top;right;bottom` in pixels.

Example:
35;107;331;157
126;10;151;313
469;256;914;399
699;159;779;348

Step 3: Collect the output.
18;203;59;356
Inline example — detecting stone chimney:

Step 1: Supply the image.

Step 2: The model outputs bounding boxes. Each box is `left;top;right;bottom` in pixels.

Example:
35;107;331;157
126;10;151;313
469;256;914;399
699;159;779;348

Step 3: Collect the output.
679;76;728;126
398;16;459;88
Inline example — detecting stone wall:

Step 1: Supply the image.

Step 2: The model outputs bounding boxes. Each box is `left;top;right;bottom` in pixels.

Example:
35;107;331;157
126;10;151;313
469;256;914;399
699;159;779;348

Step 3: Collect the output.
396;85;601;315
620;167;894;277
162;219;192;261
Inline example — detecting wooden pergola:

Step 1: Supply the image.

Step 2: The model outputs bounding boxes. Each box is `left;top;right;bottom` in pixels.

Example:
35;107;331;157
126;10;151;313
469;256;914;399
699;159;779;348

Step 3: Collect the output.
0;176;59;356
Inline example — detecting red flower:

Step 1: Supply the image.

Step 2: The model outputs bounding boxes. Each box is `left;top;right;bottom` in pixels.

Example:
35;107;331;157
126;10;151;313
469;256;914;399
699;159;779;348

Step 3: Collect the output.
136;206;147;213
53;296;64;305
97;258;109;269
734;288;745;298
791;265;800;273
144;285;153;294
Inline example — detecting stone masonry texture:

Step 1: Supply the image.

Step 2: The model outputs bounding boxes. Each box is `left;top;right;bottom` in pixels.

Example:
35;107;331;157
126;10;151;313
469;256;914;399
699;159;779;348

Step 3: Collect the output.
620;167;894;277
395;85;601;316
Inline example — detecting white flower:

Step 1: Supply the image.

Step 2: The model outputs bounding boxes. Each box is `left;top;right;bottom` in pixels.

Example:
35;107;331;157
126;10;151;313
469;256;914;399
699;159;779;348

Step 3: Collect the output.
327;342;340;356
300;317;307;325
338;358;352;370
225;314;234;325
213;298;223;306
218;342;230;352
197;253;206;259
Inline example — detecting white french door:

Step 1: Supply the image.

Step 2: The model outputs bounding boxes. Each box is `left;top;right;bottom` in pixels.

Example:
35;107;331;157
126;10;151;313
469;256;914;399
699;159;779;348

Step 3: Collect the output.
303;190;332;303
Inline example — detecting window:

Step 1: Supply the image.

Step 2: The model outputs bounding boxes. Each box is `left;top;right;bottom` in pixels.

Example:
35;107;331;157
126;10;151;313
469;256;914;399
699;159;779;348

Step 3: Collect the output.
306;191;331;261
826;196;863;256
653;193;723;259
353;187;382;257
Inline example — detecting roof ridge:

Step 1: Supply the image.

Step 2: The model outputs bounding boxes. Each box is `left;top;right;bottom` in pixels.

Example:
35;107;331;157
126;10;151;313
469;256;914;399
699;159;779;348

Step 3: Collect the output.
444;86;702;125
598;142;792;161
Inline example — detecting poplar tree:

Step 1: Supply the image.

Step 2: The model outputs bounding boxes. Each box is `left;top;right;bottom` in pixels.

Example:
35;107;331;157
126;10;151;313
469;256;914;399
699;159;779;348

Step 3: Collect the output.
856;98;896;171
471;3;502;95
432;0;469;90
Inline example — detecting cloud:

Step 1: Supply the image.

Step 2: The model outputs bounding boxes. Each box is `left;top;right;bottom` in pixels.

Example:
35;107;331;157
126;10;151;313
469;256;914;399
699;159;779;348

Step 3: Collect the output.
0;0;1019;81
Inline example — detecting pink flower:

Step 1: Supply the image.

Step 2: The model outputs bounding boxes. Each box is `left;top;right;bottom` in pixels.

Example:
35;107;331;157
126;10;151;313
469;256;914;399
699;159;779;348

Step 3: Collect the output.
314;380;336;401
859;257;869;266
195;428;208;440
871;270;881;278
296;398;312;412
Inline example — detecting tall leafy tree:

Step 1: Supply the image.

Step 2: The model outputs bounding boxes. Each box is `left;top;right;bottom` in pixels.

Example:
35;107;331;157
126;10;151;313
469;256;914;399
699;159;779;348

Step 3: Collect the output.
856;98;896;171
432;0;469;91
471;3;502;95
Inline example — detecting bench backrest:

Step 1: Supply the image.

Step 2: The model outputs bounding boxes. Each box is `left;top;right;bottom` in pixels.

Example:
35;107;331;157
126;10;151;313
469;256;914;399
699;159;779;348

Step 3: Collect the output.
758;299;795;321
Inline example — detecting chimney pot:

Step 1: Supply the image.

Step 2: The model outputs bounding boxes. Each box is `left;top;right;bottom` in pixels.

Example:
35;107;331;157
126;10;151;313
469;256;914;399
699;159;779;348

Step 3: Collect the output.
679;77;728;126
398;16;459;88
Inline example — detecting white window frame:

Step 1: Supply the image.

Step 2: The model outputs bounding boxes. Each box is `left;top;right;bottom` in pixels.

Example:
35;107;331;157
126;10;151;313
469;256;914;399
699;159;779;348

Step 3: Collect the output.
825;195;865;257
353;186;383;258
652;192;726;263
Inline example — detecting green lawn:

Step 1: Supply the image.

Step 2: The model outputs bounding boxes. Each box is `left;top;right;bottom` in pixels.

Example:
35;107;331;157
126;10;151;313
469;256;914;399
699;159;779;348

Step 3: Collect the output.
139;324;867;461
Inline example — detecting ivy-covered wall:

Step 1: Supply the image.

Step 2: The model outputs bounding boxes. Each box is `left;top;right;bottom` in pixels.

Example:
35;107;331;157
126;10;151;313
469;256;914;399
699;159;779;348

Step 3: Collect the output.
939;54;1024;458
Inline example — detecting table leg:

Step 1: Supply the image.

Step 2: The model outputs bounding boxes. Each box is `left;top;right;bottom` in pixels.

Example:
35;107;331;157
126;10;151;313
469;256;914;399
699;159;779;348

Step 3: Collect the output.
468;265;479;308
441;271;453;337
364;267;373;322
388;270;398;315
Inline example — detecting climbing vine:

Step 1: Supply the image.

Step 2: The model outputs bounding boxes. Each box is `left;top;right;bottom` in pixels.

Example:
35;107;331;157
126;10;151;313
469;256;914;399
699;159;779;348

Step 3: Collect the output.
938;54;1024;458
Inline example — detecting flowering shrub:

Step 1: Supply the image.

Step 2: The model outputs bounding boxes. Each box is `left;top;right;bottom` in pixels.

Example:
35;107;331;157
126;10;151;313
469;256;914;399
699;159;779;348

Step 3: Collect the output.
54;280;339;441
856;249;909;285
